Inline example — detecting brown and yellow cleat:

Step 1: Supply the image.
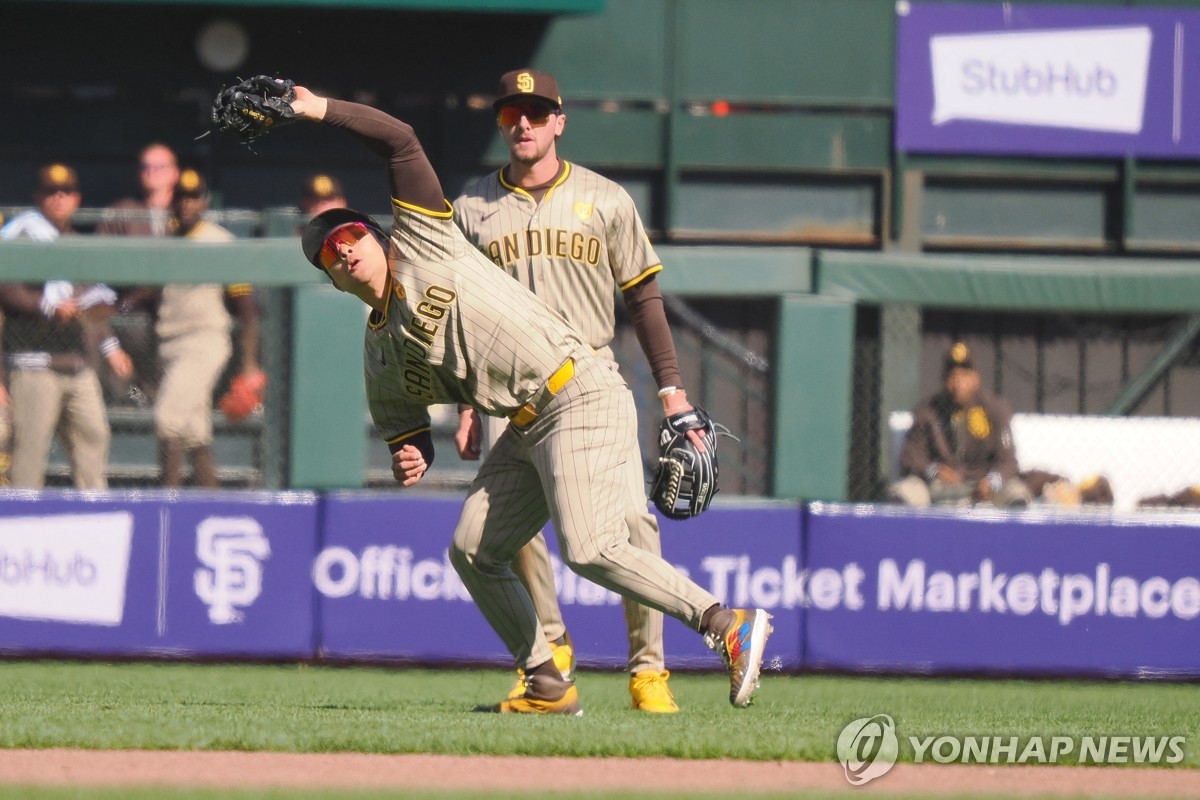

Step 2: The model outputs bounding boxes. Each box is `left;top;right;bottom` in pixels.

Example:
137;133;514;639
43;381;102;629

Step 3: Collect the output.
483;674;583;716
505;634;576;700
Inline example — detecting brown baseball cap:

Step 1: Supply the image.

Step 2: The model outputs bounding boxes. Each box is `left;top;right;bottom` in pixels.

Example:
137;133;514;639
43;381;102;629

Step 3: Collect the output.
493;69;562;111
175;168;209;198
301;207;386;270
943;341;976;376
37;163;79;195
302;173;345;201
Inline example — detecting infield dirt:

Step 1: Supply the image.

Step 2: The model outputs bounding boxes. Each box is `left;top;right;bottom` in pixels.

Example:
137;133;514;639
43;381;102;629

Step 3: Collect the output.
2;750;1199;796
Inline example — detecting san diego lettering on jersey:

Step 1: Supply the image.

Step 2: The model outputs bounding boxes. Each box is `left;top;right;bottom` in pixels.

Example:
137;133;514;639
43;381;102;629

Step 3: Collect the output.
483;227;603;268
399;283;457;401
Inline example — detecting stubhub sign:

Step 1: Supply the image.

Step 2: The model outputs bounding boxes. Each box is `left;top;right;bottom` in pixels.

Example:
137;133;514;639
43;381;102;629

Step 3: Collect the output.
929;26;1151;134
897;3;1200;157
0;491;317;658
0;512;133;626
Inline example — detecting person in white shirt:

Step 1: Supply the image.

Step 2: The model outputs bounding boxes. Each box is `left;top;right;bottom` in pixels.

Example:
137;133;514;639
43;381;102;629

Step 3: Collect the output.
0;164;132;487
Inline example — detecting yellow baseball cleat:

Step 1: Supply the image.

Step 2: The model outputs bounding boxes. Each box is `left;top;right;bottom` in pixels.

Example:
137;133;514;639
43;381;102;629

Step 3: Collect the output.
705;608;774;708
506;634;576;700
629;669;679;713
484;674;583;716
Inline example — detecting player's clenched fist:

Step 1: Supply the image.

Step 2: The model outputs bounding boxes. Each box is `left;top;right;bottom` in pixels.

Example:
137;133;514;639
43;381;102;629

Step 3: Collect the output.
391;444;428;487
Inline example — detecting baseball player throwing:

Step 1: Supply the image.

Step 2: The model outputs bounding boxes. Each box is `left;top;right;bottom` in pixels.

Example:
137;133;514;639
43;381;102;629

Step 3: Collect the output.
277;81;771;713
454;69;693;712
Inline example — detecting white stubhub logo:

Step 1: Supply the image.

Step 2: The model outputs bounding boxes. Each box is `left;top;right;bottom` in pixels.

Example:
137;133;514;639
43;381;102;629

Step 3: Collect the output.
930;26;1151;133
0;512;133;626
194;517;271;624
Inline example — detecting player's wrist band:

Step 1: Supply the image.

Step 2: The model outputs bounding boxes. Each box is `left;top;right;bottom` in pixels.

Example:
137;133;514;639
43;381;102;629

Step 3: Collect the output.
100;336;121;356
657;386;682;398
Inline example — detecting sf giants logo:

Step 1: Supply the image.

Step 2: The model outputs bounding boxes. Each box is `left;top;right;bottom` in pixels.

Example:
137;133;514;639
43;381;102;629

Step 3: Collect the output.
193;517;271;624
517;72;535;93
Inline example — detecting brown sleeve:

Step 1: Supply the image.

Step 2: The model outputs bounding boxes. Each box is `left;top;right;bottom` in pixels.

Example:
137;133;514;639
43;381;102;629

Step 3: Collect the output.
323;99;444;211
899;404;940;480
987;395;1020;480
0;284;45;316
622;276;682;391
226;287;260;373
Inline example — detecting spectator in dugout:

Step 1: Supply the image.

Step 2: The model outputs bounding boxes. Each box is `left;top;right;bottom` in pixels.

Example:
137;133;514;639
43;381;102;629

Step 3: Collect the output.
96;142;180;237
889;342;1031;508
0;163;133;488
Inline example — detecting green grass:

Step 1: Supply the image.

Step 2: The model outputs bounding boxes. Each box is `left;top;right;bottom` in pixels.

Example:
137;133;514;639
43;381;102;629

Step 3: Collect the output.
1;660;1198;767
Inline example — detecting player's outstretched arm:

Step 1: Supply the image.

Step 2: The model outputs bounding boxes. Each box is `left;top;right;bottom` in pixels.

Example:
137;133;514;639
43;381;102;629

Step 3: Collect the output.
292;85;444;211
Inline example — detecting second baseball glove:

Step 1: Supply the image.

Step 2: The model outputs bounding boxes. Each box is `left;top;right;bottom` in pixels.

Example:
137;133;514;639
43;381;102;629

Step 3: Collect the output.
219;370;267;423
649;405;729;521
211;75;298;144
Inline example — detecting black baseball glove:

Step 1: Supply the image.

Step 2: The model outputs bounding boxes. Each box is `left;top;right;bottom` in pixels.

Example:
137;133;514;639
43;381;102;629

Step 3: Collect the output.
649;405;731;520
210;75;298;144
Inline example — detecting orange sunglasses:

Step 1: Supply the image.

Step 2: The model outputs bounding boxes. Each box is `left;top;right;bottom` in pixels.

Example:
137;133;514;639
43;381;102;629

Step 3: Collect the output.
319;222;370;270
497;102;558;128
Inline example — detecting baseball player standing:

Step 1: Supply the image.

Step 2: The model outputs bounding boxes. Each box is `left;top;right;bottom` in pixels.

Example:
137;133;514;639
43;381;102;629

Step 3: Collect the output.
281;81;772;714
454;69;689;713
121;170;263;487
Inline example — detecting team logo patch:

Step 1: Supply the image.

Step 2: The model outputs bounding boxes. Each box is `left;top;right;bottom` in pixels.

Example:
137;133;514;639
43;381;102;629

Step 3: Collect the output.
574;202;593;221
968;406;991;439
517;72;535;93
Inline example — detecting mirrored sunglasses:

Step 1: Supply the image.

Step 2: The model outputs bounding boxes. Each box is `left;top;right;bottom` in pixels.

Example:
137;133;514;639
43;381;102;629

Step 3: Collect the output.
319;222;370;270
497;102;557;128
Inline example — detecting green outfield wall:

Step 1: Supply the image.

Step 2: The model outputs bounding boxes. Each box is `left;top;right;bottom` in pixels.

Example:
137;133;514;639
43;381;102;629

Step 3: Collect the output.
5;239;1199;499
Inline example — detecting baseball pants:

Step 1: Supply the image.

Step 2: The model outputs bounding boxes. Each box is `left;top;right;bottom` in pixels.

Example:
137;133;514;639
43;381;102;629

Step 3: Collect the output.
9;367;110;489
451;356;718;672
154;333;231;448
483;345;666;673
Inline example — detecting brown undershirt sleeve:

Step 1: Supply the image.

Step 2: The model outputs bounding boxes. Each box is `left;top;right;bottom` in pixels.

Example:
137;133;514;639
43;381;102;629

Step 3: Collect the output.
623;276;683;391
323;99;445;211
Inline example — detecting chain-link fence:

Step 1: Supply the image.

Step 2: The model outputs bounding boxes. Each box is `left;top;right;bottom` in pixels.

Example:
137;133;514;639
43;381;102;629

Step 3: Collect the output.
850;304;1200;512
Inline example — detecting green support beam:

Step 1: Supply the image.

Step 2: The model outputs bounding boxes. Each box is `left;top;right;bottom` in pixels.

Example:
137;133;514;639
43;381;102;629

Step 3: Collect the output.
818;250;1200;312
0;238;324;286
1107;314;1200;416
773;295;855;501
289;285;368;489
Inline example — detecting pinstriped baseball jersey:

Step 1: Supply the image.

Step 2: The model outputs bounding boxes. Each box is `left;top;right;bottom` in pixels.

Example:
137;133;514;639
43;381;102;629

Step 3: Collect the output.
364;197;588;447
455;162;661;350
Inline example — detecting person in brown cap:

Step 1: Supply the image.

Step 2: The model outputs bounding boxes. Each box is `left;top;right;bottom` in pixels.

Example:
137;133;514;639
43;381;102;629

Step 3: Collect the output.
0;163;133;488
453;68;699;713
120;169;263;487
298;173;347;222
889;341;1031;508
1;164;82;240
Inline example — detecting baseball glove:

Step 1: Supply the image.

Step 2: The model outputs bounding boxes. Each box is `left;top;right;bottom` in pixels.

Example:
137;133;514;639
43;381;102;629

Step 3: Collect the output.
219;370;267;422
649;405;731;520
210;75;298;144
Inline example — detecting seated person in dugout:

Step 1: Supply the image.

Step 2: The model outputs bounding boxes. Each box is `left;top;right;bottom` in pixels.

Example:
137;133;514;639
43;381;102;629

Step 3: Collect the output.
890;342;1031;508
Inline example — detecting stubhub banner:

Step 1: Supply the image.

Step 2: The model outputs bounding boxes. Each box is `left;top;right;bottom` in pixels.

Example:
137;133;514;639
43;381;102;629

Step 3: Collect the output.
316;492;804;669
896;3;1200;157
0;490;318;658
805;503;1200;678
